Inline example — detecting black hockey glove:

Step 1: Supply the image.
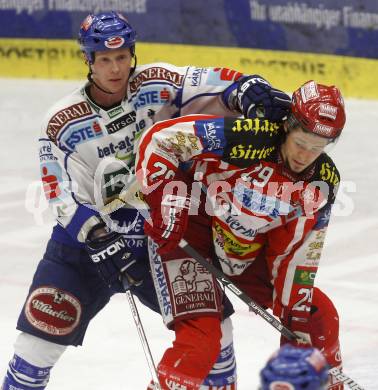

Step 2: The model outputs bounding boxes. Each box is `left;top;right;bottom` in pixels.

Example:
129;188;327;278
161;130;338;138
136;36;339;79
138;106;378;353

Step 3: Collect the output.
86;223;143;291
237;75;291;122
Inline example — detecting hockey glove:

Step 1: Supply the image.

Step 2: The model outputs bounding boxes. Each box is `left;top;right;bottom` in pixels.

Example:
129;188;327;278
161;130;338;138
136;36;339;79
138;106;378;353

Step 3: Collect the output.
237;75;291;122
86;223;143;290
144;190;191;255
280;307;312;348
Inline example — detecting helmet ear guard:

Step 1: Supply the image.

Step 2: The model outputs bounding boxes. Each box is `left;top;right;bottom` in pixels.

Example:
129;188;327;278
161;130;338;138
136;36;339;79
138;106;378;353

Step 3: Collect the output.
290;80;346;140
78;11;137;65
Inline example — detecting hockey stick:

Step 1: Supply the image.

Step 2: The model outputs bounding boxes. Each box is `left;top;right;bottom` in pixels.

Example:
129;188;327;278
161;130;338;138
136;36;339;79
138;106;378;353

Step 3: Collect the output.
98;182;161;387
124;287;162;390
178;239;298;341
102;182;364;390
177;239;365;390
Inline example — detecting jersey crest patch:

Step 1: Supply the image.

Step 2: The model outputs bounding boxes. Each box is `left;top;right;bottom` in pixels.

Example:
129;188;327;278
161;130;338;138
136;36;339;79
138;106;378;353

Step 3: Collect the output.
47;102;92;143
129;67;184;93
165;258;220;318
24;286;82;336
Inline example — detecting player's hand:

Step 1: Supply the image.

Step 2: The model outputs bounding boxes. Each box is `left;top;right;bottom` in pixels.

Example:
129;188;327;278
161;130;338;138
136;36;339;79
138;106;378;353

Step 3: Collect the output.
86;223;143;290
237;75;291;122
144;191;191;255
280;308;312;347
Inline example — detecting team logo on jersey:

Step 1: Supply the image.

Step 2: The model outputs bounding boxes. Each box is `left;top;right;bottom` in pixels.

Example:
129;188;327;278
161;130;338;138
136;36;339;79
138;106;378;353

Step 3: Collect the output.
233;183;291;218
223;215;257;238
103;166;134;198
195;119;225;152
213;222;261;257
59;118;103;151
24;287;81;336
134;88;170;110
39;141;57;162
97;131;139;160
304;236;323;266
107;106;124;119
106;111;136;134
189;67;206;86
129;67;183;93
149;240;172;319
209;68;243;86
164;258;220;318
294;267;317;286
231;118;280;136
46;102;92;143
313;204;331;231
41;162;63;201
104;36;125;49
319;162;339;186
227;144;276;164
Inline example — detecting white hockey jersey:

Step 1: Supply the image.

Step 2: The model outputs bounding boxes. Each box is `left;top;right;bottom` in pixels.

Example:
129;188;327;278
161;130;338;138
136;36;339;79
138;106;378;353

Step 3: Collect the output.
39;63;242;246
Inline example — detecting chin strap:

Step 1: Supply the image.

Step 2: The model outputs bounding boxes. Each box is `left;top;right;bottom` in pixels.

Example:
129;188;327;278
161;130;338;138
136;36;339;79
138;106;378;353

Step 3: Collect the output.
87;72;115;95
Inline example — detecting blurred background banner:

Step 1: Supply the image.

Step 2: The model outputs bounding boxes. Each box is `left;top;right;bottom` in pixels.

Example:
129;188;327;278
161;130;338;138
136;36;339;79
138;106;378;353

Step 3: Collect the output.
0;0;377;97
1;0;378;57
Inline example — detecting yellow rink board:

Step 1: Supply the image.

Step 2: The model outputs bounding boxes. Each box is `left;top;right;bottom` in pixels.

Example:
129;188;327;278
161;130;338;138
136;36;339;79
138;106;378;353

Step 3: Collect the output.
1;38;377;99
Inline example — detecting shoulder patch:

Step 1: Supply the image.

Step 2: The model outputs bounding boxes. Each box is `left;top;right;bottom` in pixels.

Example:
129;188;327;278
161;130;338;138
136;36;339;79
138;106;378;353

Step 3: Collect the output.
314;154;340;205
46;101;92;143
129;67;184;93
317;155;340;187
222;117;282;167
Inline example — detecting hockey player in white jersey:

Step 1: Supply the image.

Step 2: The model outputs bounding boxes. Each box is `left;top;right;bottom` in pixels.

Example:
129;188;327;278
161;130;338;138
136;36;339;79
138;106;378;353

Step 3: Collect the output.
1;11;292;390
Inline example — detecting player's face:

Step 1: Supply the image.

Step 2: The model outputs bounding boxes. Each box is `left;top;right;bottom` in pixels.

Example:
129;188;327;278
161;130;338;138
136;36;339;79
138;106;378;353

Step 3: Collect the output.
91;48;133;94
281;127;329;173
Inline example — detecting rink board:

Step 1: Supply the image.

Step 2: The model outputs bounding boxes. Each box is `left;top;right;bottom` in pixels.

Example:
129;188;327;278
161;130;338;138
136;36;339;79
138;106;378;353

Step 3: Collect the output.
1;38;377;99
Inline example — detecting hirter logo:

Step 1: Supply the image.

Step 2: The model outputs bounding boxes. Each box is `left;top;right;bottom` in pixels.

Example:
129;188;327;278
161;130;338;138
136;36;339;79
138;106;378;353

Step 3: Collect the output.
105;36;125;49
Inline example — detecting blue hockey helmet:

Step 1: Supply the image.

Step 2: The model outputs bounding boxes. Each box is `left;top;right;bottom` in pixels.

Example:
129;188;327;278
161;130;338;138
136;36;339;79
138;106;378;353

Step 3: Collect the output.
260;345;329;390
78;11;137;64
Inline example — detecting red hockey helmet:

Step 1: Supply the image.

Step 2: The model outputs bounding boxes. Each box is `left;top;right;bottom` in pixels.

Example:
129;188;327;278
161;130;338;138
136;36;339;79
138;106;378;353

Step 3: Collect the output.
289;80;346;139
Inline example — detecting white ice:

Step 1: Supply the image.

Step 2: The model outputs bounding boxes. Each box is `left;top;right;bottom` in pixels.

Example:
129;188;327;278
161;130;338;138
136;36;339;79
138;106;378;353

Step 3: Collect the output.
0;79;377;389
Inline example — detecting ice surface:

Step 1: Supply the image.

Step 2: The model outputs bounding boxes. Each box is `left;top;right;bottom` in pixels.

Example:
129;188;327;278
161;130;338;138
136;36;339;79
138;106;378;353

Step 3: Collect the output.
0;79;377;389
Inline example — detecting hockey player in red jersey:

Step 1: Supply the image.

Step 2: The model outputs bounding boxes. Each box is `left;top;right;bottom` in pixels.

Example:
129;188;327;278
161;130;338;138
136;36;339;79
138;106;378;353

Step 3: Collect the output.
136;80;346;389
